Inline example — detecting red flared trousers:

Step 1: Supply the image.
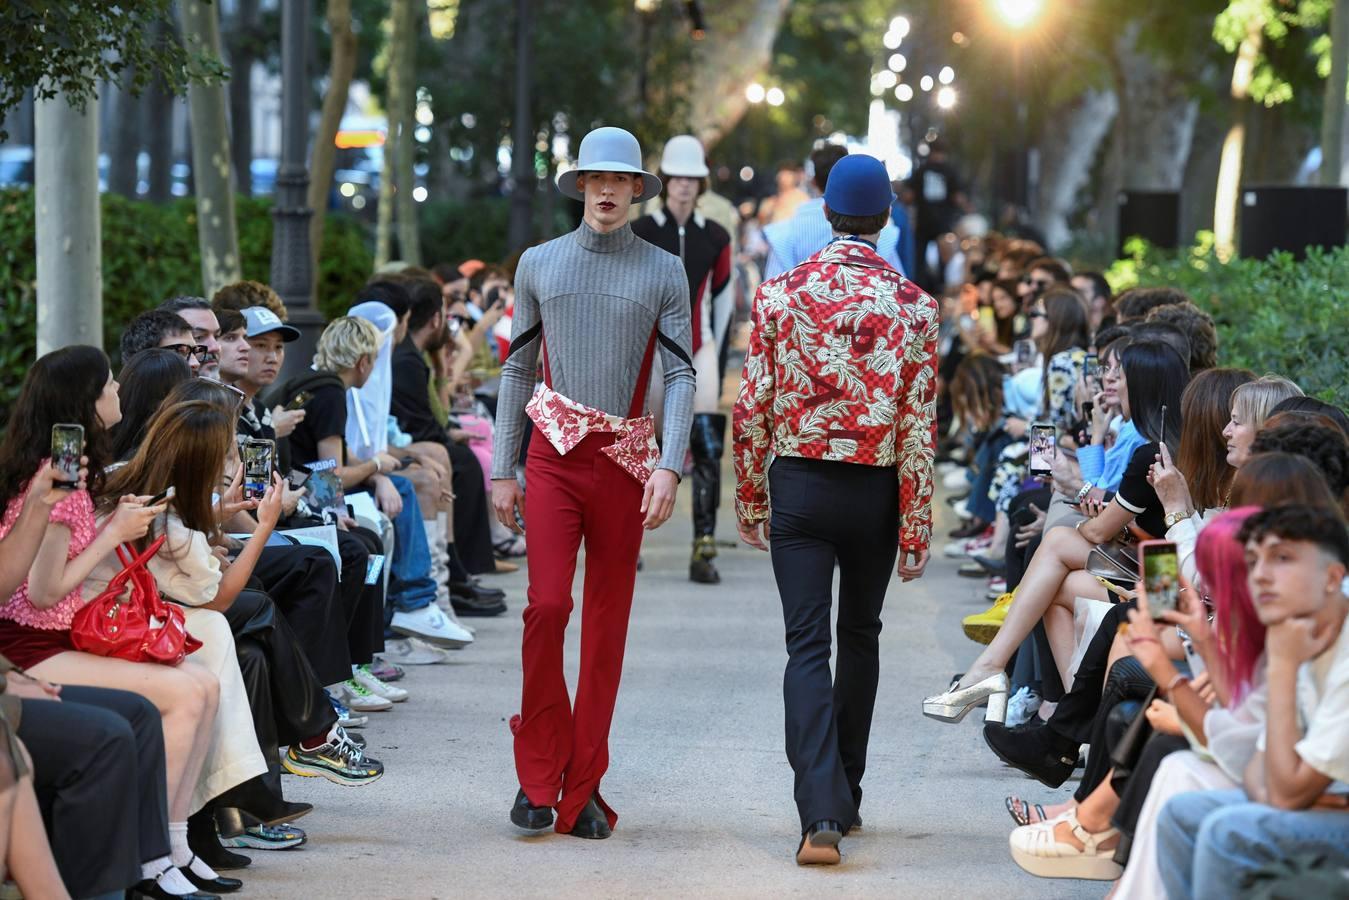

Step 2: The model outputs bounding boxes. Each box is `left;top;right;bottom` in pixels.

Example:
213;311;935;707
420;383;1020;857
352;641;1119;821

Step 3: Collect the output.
513;426;645;833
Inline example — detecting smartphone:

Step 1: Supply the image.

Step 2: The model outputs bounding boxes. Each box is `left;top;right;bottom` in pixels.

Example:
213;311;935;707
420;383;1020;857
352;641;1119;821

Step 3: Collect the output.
1083;354;1101;391
242;439;275;501
1181;631;1207;677
284;391;312;412
1159;404;1168;450
1139;539;1181;619
1028;422;1056;477
50;423;85;489
147;486;176;507
978;306;996;335
1013;339;1037;371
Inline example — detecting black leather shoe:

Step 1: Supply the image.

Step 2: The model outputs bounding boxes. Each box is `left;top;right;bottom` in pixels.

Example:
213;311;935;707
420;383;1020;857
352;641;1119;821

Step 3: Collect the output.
181;862;243;894
131;878;219;900
510;787;554;832
451;594;507;617
568;795;612;839
796;820;843;865
451;579;506;602
983;720;1078;788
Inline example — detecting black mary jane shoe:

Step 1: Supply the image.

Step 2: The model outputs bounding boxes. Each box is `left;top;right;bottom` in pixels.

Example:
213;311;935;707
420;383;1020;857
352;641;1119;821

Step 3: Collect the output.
568;795;613;840
181;859;243;894
796;820;843;866
510;787;554;832
982;720;1077;789
130;877;219;900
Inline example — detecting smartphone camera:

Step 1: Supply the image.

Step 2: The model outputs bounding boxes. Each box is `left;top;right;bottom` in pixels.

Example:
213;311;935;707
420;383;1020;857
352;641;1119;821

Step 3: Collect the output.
51;423;85;490
1140;539;1181;619
242;439;275;501
1028;423;1056;477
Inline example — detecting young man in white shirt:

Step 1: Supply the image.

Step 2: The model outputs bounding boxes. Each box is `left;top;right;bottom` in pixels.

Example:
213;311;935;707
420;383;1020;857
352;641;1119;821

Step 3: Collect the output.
1155;504;1349;898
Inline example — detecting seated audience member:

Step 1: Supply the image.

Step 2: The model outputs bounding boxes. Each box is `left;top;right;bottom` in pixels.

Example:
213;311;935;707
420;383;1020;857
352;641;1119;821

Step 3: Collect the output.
389;278;505;602
1070;270;1112;332
215;308;408;704
108;348;194;461
121;309;206;374
1155;505;1349;898
1112;286;1190;324
281;317;472;650
159;297;224;380
1145;301;1218;372
0;346;243;898
211;280;290;322
1268;394;1349;436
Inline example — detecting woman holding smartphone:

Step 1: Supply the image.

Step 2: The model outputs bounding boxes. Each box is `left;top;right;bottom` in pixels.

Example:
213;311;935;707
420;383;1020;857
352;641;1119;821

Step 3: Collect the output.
925;341;1189;721
0;347;228;900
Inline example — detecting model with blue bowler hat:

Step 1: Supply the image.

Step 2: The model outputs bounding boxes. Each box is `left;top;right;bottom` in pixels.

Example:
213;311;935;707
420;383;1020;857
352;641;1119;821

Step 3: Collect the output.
733;154;941;865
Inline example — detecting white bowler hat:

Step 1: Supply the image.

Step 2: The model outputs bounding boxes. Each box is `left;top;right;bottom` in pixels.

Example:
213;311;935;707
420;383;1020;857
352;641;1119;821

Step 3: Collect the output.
556;127;662;202
659;134;710;178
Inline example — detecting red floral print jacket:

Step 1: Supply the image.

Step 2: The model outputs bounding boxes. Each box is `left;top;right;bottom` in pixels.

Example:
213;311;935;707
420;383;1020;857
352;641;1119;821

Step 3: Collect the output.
732;239;940;554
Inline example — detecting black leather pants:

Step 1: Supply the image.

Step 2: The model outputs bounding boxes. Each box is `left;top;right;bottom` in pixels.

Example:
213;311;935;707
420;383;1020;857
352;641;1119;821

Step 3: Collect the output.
690;413;727;539
1074;655;1156;803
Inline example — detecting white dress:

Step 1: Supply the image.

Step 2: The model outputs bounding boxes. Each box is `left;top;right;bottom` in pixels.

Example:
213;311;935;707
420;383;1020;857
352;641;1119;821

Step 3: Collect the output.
86;514;267;813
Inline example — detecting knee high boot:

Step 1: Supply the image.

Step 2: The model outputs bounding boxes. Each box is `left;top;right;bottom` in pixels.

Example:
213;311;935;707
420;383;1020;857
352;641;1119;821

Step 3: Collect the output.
689;413;727;585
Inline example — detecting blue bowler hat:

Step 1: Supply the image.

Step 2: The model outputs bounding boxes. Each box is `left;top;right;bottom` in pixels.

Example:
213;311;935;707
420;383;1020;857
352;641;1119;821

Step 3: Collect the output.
823;154;894;217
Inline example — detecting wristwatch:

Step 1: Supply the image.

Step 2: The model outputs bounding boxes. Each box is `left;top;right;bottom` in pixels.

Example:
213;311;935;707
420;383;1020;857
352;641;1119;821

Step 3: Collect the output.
1075;483;1093;504
1164;509;1194;530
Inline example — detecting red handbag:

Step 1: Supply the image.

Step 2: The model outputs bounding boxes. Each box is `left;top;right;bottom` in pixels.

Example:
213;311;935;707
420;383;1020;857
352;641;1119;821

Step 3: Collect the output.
71;536;202;666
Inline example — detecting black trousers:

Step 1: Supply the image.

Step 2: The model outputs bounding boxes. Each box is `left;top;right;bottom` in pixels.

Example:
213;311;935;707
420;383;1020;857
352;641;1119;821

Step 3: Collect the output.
1075;656;1155;803
447;440;496;574
20;686;167;897
216;589;338;812
343;524;386;663
768;457;900;830
251;543;350;685
1050;602;1138;747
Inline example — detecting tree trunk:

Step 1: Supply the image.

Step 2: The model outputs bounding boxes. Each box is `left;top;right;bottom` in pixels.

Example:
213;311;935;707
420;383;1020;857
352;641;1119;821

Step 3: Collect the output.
1114;23;1198;191
1032;88;1117;252
1179;106;1226;241
107;65;141;198
226;0;260;195
309;0;358;295
393;0;420;266
180;0;243;296
1322;0;1349;185
686;0;792;150
507;0;534;252
1214;17;1263;259
35;90;101;354
374;3;404;267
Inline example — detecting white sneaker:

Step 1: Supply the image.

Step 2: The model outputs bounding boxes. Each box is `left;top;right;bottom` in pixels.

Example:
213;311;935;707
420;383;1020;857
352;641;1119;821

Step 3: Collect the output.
1005;685;1043;728
383;637;451;666
953;498;972;520
390;605;473;649
339;678;393;712
352;664;409;703
434;597;477;635
943;468;970;490
943;532;992;559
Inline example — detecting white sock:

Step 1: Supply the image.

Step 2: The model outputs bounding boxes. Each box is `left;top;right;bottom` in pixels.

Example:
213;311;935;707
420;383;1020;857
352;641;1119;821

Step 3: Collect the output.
186;853;221;881
168;821;192;868
141;855;173;882
156;867;200;896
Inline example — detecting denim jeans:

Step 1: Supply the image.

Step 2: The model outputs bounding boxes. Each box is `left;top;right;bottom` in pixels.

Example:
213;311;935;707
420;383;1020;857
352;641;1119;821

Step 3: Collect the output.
1156;788;1349;899
968;429;1012;523
385;474;437;616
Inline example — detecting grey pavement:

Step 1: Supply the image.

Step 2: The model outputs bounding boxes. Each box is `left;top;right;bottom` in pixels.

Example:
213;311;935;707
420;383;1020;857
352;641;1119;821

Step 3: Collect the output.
245;483;1099;899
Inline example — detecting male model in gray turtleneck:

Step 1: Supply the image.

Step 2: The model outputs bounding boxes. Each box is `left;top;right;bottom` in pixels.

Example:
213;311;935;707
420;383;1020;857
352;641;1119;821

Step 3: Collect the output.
492;128;695;841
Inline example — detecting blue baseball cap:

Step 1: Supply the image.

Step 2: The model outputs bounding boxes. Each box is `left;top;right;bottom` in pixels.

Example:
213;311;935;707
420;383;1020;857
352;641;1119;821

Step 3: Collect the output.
823;154;894;217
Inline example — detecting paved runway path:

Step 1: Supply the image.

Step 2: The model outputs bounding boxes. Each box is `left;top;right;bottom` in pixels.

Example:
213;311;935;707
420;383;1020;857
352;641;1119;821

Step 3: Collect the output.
245;482;1098;899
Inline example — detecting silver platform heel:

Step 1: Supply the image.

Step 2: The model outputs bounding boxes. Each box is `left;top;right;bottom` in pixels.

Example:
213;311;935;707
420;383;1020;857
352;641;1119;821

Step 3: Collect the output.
922;673;1010;724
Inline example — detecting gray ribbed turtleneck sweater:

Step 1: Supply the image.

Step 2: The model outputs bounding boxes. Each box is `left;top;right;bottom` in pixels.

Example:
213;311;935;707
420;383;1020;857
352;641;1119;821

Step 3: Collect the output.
491;221;695;479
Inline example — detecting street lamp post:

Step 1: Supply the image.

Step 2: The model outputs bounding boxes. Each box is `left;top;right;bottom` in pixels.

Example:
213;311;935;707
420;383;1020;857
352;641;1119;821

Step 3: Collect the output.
272;0;322;376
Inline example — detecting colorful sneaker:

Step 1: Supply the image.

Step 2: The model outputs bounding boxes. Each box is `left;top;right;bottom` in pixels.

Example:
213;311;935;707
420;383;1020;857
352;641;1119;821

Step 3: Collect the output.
340;678;393;712
221;823;308;851
368;656;405;682
963;592;1014;644
326;690;368;729
353;664;408;703
283;733;384;786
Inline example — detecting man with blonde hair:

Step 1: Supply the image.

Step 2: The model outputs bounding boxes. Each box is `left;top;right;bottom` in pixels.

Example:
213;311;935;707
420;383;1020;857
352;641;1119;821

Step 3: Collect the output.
281;316;473;651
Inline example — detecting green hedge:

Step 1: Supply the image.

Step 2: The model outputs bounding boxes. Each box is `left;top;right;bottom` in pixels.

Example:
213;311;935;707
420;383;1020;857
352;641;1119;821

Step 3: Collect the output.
1106;233;1349;408
0;188;372;412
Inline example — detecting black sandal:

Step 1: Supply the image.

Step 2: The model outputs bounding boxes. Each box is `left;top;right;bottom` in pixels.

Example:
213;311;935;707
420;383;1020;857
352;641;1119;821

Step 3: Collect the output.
1005;795;1046;827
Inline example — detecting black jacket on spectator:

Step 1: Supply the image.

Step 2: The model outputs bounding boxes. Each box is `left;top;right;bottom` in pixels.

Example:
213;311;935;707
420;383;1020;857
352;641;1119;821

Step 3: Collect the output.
390;337;443;446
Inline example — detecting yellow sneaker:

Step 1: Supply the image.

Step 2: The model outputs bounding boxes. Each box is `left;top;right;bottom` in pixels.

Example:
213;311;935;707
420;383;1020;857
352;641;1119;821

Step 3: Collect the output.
963;591;1014;645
